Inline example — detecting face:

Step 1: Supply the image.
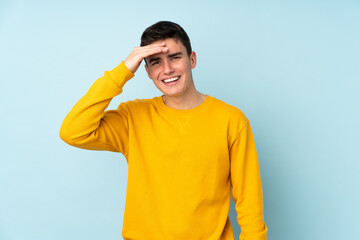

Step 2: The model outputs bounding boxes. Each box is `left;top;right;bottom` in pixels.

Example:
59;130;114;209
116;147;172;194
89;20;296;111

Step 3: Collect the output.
145;38;197;98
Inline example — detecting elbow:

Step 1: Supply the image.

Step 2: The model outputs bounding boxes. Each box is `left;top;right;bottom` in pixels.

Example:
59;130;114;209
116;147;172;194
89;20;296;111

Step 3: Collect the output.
59;125;70;144
59;122;94;147
59;123;75;145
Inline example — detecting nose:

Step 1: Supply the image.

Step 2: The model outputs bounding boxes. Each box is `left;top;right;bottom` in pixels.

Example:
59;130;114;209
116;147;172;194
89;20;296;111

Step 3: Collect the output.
163;59;174;75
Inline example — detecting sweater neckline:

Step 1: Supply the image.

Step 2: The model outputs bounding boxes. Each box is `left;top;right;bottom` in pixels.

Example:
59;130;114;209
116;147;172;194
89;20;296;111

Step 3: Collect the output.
154;94;213;116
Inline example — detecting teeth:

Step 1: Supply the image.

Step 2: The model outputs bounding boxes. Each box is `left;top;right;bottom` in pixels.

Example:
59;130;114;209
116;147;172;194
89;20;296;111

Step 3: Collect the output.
163;77;179;83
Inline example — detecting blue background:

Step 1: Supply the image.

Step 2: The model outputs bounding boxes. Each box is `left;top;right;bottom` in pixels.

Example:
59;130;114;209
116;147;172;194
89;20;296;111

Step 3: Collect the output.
1;0;359;239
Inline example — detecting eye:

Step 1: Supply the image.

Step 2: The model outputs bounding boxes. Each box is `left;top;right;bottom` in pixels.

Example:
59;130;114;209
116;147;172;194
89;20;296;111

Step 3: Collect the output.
172;56;180;60
151;60;160;66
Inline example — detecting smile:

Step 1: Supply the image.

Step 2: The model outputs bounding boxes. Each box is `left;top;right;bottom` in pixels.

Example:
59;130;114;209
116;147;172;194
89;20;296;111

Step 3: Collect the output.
161;76;180;86
162;76;180;83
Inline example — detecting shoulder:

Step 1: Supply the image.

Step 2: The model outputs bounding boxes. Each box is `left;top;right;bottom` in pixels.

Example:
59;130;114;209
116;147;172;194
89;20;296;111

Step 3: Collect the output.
125;98;154;107
207;96;250;135
207;96;255;146
116;98;156;114
209;96;248;121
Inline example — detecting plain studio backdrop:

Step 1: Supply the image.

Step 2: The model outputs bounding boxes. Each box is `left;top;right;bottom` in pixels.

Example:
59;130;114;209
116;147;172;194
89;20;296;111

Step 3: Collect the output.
0;0;359;239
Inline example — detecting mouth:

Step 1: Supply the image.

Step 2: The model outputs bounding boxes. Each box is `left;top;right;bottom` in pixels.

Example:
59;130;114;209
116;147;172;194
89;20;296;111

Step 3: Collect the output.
161;76;180;86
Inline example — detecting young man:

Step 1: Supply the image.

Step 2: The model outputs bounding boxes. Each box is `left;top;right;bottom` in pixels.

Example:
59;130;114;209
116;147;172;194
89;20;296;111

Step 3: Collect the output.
60;21;268;240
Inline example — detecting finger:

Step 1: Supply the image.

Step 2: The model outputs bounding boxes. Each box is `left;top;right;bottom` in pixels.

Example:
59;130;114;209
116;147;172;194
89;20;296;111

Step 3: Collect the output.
139;47;168;58
139;42;166;51
146;42;166;47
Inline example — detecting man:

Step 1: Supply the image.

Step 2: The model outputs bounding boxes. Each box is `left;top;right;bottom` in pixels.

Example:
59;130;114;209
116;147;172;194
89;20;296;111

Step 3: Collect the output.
60;21;268;240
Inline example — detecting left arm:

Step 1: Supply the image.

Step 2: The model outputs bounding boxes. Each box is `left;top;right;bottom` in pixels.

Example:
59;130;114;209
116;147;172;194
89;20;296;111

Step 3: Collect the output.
230;119;268;240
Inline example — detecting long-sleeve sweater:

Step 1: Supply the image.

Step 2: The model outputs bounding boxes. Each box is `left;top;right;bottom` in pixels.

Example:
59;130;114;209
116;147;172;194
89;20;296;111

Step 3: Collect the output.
59;61;268;240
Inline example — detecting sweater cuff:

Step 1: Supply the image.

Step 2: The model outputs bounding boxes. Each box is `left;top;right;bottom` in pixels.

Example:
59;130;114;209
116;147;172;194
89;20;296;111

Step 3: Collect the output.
106;61;135;90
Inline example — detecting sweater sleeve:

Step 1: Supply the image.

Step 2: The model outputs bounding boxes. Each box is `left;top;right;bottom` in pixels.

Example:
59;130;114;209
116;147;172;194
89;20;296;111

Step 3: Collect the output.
59;61;134;158
230;119;268;240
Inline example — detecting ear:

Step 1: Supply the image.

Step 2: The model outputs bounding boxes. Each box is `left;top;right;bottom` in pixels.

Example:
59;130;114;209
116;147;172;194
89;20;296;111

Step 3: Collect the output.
144;63;152;79
190;51;197;69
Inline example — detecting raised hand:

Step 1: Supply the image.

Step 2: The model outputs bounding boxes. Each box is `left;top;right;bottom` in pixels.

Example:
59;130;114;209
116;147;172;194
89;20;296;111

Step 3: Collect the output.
124;43;168;73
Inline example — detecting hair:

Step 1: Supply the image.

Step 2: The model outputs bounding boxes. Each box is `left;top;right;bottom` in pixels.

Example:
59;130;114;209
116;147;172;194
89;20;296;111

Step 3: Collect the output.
140;21;192;57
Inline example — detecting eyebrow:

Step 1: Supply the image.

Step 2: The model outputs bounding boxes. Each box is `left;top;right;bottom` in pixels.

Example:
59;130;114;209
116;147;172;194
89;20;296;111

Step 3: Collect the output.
148;52;183;64
168;52;183;58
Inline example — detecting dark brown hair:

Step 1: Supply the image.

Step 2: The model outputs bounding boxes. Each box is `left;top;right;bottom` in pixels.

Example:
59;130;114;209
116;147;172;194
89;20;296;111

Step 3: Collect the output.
140;21;192;56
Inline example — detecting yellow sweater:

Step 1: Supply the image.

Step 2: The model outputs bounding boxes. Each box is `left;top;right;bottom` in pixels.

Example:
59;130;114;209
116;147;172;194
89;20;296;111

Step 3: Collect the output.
60;61;268;240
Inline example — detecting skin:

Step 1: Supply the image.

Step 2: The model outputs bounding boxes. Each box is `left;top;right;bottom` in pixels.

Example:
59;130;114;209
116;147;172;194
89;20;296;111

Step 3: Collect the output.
124;38;206;110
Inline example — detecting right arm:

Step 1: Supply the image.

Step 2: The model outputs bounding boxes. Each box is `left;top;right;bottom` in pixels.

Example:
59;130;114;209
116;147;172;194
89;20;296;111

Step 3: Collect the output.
59;43;168;156
59;61;134;154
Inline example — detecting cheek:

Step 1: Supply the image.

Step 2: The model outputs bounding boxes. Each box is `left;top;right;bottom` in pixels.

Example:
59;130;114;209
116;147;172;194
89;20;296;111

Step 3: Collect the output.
149;69;160;80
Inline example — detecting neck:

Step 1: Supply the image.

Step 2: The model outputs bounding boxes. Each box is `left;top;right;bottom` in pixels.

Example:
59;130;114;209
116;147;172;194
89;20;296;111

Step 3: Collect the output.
162;89;206;110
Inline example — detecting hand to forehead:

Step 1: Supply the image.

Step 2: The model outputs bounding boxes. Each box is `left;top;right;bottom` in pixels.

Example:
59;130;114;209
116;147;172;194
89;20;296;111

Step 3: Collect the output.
124;43;169;73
